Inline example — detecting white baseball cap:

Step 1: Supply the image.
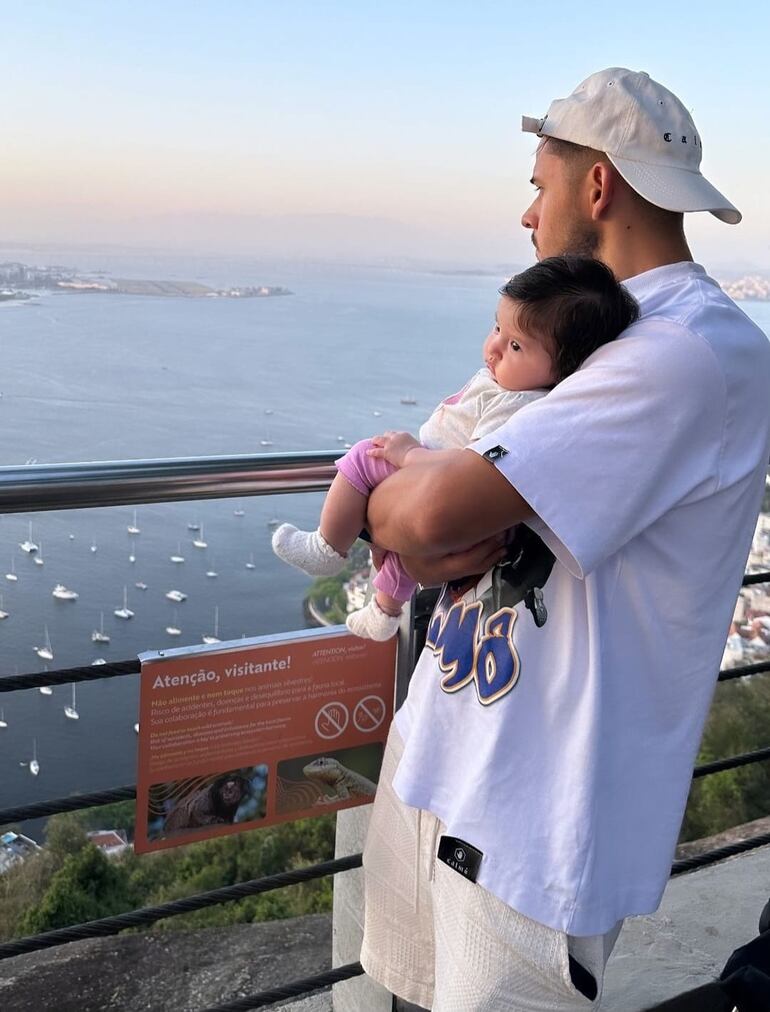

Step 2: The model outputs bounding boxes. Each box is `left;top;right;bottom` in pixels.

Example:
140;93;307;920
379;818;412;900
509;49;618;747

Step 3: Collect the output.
522;68;741;224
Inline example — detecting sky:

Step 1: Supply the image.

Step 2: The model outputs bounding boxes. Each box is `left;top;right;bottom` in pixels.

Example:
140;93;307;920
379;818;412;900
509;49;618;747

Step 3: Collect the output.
2;0;769;272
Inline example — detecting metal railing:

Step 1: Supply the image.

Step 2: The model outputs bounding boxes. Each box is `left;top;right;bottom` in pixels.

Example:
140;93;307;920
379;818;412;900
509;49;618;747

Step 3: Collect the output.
0;452;769;1011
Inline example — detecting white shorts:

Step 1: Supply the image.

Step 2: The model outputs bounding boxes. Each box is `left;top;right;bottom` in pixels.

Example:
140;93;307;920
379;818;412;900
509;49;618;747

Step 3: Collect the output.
360;722;623;1011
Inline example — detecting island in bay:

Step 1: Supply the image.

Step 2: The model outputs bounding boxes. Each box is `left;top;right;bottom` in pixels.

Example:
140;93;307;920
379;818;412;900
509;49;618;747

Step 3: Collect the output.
0;262;292;300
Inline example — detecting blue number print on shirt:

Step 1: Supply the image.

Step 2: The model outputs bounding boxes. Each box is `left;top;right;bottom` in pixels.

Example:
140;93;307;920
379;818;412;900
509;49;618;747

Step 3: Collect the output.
426;599;520;705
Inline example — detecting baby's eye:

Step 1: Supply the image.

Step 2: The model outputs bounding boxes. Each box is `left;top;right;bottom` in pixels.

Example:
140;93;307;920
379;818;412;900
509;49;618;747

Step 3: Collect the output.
509;340;521;352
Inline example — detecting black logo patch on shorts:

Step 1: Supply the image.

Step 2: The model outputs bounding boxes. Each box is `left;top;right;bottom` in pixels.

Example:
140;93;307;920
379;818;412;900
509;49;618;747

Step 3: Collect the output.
437;835;483;882
482;444;509;462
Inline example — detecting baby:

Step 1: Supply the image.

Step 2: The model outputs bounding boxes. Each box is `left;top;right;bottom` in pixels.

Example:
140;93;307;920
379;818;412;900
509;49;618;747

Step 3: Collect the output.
273;256;639;640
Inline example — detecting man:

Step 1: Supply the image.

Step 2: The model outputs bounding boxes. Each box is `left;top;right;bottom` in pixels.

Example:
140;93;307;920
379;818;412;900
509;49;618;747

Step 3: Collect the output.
358;68;770;1010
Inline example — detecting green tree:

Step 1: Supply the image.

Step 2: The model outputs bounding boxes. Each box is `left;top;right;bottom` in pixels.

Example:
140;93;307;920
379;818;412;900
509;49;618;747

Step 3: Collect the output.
21;844;138;935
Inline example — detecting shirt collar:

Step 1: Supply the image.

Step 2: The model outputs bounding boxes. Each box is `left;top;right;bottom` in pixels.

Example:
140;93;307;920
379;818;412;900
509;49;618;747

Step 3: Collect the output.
622;261;708;306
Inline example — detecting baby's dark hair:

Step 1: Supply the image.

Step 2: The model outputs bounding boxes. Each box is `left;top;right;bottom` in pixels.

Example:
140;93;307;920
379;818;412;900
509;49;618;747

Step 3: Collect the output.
498;256;639;384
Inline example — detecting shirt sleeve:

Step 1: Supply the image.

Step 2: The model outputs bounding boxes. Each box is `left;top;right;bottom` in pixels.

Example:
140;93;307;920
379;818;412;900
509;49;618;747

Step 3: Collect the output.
470;323;726;578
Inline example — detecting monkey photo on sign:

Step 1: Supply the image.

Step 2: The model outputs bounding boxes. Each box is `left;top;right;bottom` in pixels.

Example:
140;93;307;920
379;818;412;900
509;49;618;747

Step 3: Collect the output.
164;773;251;832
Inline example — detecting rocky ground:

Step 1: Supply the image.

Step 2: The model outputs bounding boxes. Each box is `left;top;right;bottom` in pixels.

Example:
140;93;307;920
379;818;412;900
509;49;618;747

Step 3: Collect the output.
0;913;334;1012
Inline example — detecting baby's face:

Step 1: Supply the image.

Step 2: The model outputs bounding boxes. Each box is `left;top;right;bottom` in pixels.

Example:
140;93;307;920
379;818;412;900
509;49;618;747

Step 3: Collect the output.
483;297;555;391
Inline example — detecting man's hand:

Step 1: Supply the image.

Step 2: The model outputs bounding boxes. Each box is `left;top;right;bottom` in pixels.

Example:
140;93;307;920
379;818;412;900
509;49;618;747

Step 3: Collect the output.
367;431;422;469
398;535;509;588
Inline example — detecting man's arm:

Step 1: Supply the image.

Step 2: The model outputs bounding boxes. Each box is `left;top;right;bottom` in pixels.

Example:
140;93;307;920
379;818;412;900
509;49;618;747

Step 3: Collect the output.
366;448;533;557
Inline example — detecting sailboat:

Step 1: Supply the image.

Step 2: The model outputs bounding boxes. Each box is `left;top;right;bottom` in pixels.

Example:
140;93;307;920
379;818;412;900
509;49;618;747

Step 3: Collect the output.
135;581;148;591
129;548;136;563
29;738;40;776
19;521;38;553
170;542;185;564
192;525;207;549
205;559;218;578
232;509;245;517
259;423;274;447
92;611;110;643
64;683;79;720
0;595;8;620
165;589;187;603
6;558;18;582
202;606;221;645
266;518;280;528
165;610;182;636
372;409;382;417
34;541;45;566
187;522;200;531
245;553;256;570
92;658;106;666
90;539;98;553
35;625;54;662
0;708;7;729
114;585;134;620
133;722;140;734
127;509;140;535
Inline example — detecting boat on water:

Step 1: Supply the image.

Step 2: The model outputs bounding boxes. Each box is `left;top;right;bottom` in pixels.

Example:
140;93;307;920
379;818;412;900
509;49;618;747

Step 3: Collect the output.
170;542;185;564
0;595;8;620
267;518;280;528
259;439;274;447
64;683;79;720
90;539;98;553
0;707;7;728
35;626;54;662
245;553;256;570
192;525;207;549
5;559;17;582
19;521;38;554
135;581;148;591
133;722;140;734
400;396;418;405
129;550;136;563
187;522;201;532
202;606;221;645
53;583;78;601
127;509;140;535
205;561;218;578
232;509;245;517
373;409;382;417
92;611;110;643
34;541;45;566
165;589;187;603
166;610;182;636
114;586;134;620
68;533;75;541
29;738;40;776
92;658;106;666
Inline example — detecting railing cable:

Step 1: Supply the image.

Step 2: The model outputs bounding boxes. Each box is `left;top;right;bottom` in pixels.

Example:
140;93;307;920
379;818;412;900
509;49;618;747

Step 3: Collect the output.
200;962;364;1012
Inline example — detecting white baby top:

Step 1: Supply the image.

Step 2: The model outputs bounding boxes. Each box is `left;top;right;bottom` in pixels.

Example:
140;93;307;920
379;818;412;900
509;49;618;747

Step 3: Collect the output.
392;262;770;935
418;367;546;449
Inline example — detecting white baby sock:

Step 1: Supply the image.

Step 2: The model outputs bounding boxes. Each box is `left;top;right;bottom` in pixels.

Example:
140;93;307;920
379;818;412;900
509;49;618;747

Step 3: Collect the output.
271;524;346;576
346;598;402;641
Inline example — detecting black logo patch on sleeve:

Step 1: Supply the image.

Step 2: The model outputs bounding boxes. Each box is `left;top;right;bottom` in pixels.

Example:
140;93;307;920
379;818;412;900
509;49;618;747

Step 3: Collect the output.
482;444;509;462
437;835;484;882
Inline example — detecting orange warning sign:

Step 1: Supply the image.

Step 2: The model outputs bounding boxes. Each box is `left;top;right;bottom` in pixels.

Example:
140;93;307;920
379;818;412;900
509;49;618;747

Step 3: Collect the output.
134;627;397;853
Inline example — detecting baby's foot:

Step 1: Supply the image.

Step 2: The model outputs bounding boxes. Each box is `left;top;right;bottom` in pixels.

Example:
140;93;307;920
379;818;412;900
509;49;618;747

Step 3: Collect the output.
271;524;346;576
346;599;401;641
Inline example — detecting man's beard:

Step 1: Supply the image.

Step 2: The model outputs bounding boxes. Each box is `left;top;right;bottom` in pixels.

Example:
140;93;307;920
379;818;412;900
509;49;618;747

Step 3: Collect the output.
559;221;600;258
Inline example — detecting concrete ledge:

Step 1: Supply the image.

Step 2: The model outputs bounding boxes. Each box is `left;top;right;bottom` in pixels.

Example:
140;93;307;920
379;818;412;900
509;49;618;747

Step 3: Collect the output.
602;843;770;1010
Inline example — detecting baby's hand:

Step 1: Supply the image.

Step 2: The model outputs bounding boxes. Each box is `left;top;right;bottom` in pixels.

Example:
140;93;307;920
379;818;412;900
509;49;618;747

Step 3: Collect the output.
367;431;422;468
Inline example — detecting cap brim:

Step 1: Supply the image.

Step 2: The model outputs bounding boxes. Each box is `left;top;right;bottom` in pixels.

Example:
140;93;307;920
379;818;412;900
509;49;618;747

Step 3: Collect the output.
608;153;741;224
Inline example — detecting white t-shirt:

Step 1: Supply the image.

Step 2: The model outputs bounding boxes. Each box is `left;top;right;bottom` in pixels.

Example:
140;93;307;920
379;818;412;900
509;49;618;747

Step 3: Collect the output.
418;367;546;449
392;262;770;935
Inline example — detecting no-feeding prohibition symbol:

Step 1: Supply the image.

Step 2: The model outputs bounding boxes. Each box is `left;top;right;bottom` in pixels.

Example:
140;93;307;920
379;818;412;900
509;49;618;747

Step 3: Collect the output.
353;695;386;733
315;702;349;740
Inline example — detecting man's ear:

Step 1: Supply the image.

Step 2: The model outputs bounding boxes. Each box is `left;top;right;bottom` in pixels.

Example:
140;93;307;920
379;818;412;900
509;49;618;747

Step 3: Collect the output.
588;161;615;222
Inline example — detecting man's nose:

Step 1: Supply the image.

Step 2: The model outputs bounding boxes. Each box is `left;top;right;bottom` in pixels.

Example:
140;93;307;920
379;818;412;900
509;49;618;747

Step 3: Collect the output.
521;202;537;231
